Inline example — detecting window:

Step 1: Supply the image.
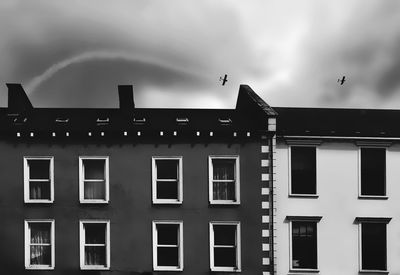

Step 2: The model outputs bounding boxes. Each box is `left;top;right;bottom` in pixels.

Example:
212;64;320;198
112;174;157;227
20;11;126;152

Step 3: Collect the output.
25;220;55;269
209;222;241;272
356;217;391;272
209;156;240;204
287;216;321;272
359;148;386;197
152;157;183;204
24;157;54;203
290;146;317;196
80;220;110;270
79;157;109;203
152;221;183;271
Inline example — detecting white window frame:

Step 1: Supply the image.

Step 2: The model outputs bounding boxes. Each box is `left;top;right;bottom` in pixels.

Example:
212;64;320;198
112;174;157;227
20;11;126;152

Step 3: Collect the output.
152;156;183;204
288;217;321;273
79;156;109;203
152;220;184;271
358;147;387;199
356;217;391;273
209;221;241;272
24;219;55;270
208;156;240;204
79;220;110;270
24;157;54;203
288;146;319;197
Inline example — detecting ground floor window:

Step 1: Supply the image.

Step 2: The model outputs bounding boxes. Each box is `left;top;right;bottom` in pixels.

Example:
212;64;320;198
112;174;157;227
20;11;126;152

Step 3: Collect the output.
25;220;55;269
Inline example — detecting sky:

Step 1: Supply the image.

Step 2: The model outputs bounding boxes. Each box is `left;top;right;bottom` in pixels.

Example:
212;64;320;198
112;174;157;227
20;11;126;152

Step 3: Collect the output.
1;0;400;109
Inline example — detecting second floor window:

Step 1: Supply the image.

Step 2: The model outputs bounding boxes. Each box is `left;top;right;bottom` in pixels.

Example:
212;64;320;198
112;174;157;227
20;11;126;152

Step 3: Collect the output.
24;157;54;203
209;156;240;204
79;157;109;203
152;157;183;204
360;148;386;197
290;146;317;196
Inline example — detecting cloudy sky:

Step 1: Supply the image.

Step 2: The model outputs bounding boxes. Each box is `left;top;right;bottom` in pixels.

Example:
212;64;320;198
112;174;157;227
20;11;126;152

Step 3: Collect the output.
1;0;400;109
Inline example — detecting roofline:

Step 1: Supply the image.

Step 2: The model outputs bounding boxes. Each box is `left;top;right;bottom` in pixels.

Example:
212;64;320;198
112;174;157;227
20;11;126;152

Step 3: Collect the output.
279;135;400;141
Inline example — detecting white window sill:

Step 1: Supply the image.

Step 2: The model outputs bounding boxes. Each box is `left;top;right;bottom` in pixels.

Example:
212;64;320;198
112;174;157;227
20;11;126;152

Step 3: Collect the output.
289;194;319;198
153;200;182;205
289;268;319;273
211;267;241;272
26;265;54;270
25;200;54;203
154;266;183;271
81;265;109;270
80;200;109;204
359;270;388;274
209;200;240;205
358;195;388;200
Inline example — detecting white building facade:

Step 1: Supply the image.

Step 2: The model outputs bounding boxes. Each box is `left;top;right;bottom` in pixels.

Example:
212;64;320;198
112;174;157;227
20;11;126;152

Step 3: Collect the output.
273;107;400;275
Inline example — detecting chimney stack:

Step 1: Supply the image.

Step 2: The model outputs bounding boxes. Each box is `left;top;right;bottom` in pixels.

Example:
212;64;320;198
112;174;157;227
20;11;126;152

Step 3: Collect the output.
118;85;135;112
6;83;33;114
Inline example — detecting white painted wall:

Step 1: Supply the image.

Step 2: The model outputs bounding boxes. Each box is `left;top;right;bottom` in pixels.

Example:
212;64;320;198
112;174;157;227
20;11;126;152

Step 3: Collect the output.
275;141;400;275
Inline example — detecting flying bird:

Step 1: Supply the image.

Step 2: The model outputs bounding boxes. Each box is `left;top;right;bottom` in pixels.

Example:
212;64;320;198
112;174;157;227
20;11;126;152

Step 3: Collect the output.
337;76;346;85
219;74;228;85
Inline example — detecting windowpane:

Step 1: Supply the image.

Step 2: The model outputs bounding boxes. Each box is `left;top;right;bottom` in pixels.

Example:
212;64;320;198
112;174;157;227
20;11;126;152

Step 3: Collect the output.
85;224;106;244
291;147;316;194
156;160;178;180
84;181;105;200
361;148;386;196
213;182;235;200
292;221;317;269
214;247;236;267
362;223;386;270
157;224;178;245
29;181;51;200
85;246;105;266
30;245;51;265
214;225;236;245
28;160;50;179
84;159;105;180
157;247;179;266
30;223;51;244
213;159;235;180
157;181;178;200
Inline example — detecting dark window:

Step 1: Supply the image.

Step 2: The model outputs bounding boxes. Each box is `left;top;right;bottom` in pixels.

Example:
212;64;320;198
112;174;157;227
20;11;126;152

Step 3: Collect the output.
28;159;51;200
212;224;238;268
155;160;179;200
360;148;386;196
212;159;236;201
292;221;317;269
291;147;316;195
29;223;52;266
83;223;107;266
361;223;387;271
156;224;180;267
83;159;106;200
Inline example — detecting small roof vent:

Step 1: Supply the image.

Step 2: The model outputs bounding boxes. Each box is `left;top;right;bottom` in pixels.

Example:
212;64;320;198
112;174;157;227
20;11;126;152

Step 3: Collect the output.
13;116;27;125
218;118;232;125
97;117;110;125
176;118;189;124
133;118;146;124
55;118;69;123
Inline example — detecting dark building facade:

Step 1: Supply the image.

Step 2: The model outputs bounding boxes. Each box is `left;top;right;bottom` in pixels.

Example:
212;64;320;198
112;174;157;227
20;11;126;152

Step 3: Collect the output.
0;84;276;274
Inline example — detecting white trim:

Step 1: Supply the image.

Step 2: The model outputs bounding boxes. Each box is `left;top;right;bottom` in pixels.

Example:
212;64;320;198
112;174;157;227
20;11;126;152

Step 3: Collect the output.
282;135;400;141
288;219;320;272
152;220;184;271
208;156;240;205
79;156;109;203
24;157;54;203
152;157;183;204
358;147;387;198
79;220;110;270
288;145;318;196
209;221;241;272
25;219;55;270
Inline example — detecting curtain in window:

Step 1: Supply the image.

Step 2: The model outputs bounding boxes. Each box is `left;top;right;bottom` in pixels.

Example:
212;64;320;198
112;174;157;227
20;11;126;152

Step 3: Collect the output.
83;160;105;200
85;247;106;266
30;223;51;265
84;181;105;199
30;181;50;200
213;160;235;200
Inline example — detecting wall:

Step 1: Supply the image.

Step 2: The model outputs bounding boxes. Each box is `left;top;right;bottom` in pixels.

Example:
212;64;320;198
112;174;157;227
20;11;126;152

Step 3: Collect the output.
275;141;400;275
0;137;266;274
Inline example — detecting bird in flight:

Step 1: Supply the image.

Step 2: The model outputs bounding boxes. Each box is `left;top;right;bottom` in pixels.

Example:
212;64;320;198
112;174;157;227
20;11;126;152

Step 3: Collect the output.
219;74;228;85
337;76;346;85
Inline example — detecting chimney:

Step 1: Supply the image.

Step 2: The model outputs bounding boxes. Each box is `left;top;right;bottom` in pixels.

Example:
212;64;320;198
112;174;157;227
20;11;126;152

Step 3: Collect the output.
118;85;135;112
6;83;33;114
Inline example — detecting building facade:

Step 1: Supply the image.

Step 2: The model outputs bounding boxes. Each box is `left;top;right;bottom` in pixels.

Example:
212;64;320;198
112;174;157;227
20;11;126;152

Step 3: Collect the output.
274;107;400;274
0;84;276;274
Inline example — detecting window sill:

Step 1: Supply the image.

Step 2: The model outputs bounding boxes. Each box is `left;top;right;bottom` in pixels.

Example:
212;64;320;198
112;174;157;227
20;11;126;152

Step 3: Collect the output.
153;200;182;205
26;266;54;270
359;270;388;274
81;266;110;270
358;195;388;200
211;267;241;272
209;200;240;205
289;194;319;199
80;200;109;204
289;268;319;273
25;200;54;204
154;266;183;271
